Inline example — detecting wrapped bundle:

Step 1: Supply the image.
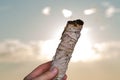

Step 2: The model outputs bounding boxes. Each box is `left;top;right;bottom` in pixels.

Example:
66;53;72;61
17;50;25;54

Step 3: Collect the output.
51;19;84;80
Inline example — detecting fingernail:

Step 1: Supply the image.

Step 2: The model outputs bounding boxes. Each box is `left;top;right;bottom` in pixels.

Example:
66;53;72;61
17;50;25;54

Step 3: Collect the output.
24;76;32;80
51;68;58;74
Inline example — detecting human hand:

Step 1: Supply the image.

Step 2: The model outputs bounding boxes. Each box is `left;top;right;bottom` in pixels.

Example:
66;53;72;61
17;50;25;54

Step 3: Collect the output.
24;61;67;80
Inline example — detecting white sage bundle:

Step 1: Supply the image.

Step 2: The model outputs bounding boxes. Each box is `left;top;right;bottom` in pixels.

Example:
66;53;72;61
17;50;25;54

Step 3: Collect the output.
50;19;84;80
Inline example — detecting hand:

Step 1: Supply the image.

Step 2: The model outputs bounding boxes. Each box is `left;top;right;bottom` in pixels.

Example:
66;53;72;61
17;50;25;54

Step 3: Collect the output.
24;61;67;80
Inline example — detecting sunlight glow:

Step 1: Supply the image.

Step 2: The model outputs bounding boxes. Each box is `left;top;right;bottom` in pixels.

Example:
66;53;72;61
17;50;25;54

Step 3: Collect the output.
40;39;60;60
40;28;101;62
71;28;101;62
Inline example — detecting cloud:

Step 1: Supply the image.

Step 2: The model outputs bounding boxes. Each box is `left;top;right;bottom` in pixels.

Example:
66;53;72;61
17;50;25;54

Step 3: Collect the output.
105;6;117;18
68;41;120;80
42;6;51;15
83;8;96;15
93;41;120;60
1;40;120;80
102;2;120;18
0;39;120;64
0;40;43;62
0;39;60;63
62;9;72;18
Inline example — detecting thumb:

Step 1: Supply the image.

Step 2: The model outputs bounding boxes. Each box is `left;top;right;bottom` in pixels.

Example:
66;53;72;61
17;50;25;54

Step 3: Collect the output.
34;68;58;80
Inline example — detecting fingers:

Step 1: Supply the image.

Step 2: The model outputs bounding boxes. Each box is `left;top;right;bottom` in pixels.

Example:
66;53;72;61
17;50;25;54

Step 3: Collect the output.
63;75;67;80
24;61;52;80
24;61;67;80
33;68;58;80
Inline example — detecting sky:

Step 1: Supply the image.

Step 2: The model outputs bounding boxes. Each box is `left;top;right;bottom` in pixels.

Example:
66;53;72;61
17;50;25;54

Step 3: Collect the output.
0;0;120;80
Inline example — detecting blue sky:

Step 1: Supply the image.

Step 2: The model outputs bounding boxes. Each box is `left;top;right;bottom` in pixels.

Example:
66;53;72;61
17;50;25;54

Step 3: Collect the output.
0;0;120;42
0;0;120;80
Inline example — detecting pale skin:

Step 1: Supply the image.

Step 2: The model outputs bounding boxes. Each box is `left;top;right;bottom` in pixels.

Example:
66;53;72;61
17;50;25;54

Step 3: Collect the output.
24;61;67;80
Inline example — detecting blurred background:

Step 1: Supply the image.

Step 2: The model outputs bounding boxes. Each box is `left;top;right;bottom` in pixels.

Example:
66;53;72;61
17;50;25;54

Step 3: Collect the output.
0;0;120;80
